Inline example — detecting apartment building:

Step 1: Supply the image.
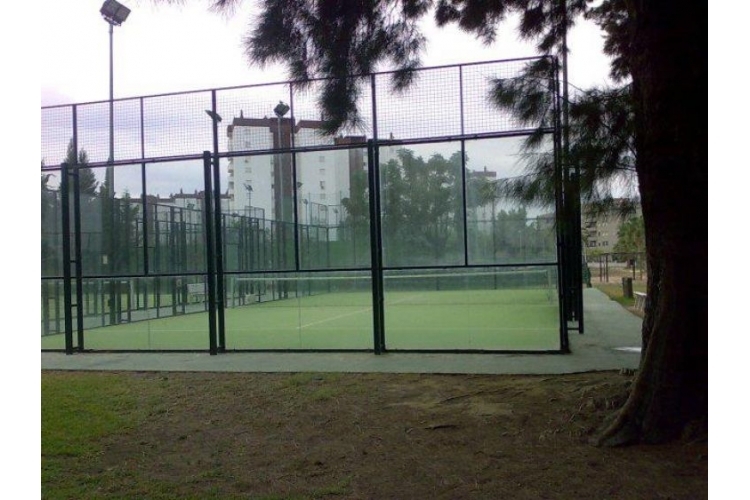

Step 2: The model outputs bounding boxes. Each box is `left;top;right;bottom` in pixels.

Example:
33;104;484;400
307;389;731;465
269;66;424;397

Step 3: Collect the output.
226;111;397;227
582;200;642;253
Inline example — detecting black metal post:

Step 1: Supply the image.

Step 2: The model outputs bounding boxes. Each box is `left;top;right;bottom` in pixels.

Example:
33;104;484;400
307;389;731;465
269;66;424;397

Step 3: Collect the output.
460;139;469;266
203;151;218;354
60;162;74;354
141;97;149;278
154;209;161;317
170;207;178;317
72;161;84;350
210;92;226;351
72;105;85;350
367;139;383;354
551;58;569;352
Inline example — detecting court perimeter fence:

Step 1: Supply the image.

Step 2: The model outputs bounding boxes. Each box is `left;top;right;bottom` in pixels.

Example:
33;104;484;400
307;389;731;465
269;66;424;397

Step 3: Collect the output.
41;56;584;354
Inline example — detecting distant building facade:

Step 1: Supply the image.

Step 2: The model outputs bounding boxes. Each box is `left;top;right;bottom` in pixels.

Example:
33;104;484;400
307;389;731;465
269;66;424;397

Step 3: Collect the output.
582;199;642;254
225;112;397;228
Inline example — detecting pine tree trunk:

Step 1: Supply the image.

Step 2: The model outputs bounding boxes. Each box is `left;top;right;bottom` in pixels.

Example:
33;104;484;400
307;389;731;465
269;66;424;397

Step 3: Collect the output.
597;0;707;445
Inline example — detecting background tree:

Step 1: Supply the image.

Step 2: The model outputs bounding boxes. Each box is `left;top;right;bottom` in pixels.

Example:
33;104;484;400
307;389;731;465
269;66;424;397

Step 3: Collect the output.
613;215;645;256
491;65;638;219
340;168;371;265
189;0;706;445
41;166;59;276
381;148;463;265
63;139;98;196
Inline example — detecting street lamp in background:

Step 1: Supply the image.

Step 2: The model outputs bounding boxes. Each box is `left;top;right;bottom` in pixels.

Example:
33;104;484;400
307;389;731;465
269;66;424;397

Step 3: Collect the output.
100;0;130;192
273;101;290;221
295;181;303;224
244;183;253;217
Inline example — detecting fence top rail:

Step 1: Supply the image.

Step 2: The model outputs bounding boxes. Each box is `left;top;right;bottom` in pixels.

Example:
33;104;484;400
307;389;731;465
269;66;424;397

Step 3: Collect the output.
41;56;553;110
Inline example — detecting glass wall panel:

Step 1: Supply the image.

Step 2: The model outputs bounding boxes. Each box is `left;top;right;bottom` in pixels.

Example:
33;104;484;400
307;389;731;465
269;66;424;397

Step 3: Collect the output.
379;142;465;268
40;279;67;349
383;266;560;350
295;148;371;270
41;170;63;278
78;163;144;277
145;160;207;275
465;137;557;265
221;152;294;273
50;276;212;350
224;272;372;350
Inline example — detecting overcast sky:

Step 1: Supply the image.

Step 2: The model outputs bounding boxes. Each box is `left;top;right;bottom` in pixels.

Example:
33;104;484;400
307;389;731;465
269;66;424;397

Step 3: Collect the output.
40;0;615;107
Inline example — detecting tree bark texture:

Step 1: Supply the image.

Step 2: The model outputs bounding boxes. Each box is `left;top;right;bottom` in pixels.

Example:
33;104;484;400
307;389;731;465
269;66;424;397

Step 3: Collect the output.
598;0;707;445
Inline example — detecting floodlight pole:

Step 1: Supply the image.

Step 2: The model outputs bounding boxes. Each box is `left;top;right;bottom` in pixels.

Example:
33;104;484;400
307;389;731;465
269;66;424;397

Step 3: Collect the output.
108;22;114;188
101;0;130;325
102;0;129;196
106;20;116;325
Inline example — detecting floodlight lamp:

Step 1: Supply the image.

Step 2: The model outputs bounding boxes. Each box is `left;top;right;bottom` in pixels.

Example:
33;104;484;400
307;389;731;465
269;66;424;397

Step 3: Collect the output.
274;101;290;118
205;110;223;122
101;0;131;26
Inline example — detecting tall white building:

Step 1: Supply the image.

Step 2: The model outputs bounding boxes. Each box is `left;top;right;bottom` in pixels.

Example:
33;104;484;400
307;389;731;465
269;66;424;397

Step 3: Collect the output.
226;112;397;228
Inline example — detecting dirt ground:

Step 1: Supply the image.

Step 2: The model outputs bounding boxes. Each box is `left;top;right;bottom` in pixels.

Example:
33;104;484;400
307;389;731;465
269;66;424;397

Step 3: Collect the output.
46;369;707;499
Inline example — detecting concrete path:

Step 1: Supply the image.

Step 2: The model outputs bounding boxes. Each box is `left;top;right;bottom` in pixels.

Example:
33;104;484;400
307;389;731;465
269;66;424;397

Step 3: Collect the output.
41;288;643;375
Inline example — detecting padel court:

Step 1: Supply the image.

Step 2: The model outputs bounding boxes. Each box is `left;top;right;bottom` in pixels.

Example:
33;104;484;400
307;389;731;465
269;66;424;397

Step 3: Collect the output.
41;58;583;354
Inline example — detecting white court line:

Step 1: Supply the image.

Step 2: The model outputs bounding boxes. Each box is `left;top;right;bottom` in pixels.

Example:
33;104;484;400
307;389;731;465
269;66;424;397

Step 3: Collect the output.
299;306;372;329
299;294;422;330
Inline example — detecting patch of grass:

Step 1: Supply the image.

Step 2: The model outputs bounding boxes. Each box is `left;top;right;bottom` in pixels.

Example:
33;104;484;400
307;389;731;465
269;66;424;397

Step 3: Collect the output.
42;372;149;499
280;373;343;401
282;372;322;388
43;373;136;458
42;371;706;499
310;475;352;497
308;386;339;402
251;476;352;500
594;283;647;311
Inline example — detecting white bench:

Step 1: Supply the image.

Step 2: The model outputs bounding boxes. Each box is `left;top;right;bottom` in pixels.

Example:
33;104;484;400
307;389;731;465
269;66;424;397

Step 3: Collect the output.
634;291;647;312
186;282;207;303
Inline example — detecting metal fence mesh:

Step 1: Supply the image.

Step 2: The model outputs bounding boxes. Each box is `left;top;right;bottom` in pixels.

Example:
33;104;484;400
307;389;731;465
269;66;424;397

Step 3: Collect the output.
42;58;554;166
462;59;540;135
41;107;73;167
142;91;213;159
375;66;462;140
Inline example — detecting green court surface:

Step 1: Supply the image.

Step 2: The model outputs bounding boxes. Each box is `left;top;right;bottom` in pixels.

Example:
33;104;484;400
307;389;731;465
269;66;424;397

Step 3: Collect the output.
41;288;561;352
